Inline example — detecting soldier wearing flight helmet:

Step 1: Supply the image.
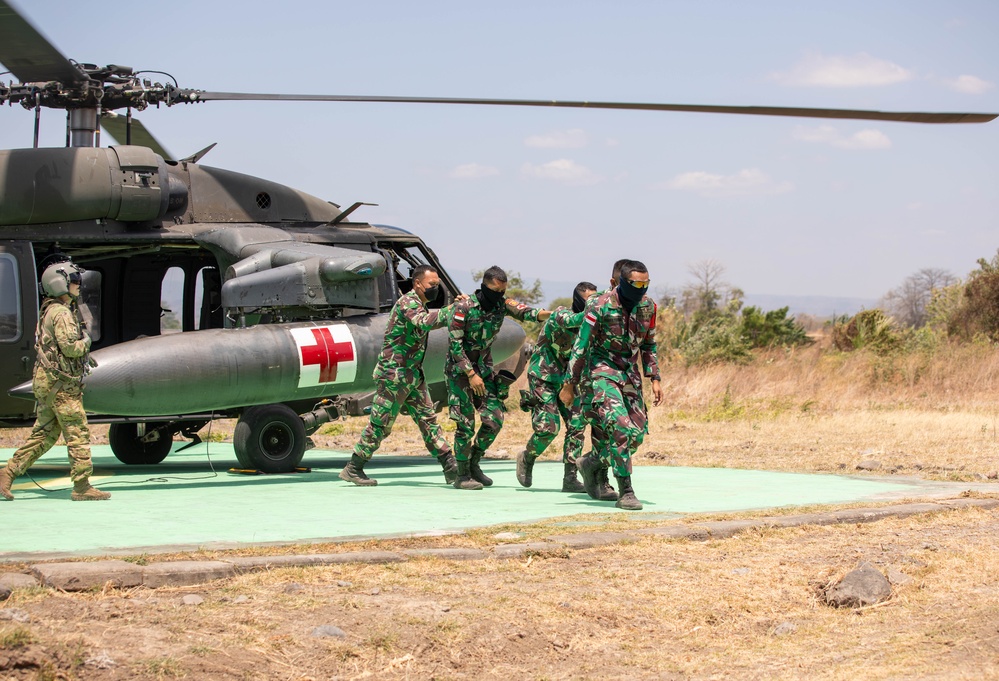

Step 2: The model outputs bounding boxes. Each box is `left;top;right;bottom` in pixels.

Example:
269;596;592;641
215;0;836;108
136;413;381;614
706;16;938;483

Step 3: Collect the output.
0;260;109;501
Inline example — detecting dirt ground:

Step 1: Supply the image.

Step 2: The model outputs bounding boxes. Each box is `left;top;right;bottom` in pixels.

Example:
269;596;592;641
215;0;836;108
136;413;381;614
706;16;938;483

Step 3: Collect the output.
3;365;999;679
2;504;998;680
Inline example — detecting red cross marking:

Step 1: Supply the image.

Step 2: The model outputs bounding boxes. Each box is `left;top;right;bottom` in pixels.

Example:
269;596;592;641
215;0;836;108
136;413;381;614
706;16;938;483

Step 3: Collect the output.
299;328;355;383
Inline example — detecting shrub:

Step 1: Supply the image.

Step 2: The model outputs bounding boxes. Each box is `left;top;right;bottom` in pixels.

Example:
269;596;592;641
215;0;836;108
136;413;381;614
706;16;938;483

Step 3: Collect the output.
832;309;901;354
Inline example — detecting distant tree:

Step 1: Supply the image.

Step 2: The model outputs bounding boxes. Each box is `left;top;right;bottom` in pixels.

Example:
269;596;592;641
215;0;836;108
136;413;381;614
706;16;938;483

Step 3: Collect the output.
549;296;572;310
943;249;999;342
879;268;958;328
160;301;181;333
680;260;743;321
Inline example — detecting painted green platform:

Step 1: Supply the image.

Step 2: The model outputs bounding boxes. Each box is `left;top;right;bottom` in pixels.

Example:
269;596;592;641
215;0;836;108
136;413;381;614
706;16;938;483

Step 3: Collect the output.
0;443;944;560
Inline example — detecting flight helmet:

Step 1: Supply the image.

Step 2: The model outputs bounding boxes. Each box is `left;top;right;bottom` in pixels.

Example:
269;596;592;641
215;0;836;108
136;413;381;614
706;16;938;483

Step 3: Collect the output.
40;261;84;298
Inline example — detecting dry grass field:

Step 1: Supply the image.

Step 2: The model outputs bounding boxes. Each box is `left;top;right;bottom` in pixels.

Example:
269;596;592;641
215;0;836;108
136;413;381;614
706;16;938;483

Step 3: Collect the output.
2;339;999;679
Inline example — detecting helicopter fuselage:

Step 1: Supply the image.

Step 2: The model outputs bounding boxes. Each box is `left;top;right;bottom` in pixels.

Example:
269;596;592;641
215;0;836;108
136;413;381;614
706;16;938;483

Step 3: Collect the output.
0;145;526;470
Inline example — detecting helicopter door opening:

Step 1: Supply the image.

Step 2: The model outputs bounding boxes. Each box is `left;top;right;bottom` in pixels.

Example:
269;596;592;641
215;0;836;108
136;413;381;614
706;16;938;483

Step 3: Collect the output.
0;242;38;423
159;264;223;334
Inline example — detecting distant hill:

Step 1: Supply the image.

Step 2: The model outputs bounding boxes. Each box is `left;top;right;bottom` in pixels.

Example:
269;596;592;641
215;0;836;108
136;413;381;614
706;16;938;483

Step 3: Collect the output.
742;294;877;318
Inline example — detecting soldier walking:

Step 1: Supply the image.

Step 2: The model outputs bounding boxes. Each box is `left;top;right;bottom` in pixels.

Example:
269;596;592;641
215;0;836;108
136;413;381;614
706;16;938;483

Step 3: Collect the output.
560;260;663;510
0;260;110;501
339;265;463;486
516;281;597;492
574;259;631;501
447;266;550;490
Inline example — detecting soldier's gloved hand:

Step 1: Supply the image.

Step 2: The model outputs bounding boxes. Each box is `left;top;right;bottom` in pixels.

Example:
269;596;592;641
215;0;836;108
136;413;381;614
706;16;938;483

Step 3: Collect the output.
88;356;99;368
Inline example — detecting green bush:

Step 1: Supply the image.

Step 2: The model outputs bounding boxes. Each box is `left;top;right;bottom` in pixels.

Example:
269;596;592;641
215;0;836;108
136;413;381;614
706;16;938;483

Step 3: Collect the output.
832;309;901;354
740;306;811;348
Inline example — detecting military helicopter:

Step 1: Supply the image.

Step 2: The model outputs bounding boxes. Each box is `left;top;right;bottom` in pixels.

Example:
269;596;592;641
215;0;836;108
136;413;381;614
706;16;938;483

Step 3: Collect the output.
1;0;994;473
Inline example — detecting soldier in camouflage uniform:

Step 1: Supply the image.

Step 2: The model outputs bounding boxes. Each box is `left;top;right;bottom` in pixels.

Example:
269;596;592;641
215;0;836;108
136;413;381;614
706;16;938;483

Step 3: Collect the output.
447;266;550;490
339;264;464;486
572;258;631;501
561;260;663;510
516;281;597;492
0;261;110;502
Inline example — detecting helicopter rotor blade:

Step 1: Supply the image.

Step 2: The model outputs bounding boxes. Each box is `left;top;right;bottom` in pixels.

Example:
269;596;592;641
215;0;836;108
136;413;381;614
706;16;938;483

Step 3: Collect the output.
190;92;997;125
0;0;85;85
100;112;172;160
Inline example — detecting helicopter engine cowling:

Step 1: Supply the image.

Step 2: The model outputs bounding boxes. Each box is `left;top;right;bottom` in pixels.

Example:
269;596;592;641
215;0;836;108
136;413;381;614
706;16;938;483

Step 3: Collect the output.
0;145;181;225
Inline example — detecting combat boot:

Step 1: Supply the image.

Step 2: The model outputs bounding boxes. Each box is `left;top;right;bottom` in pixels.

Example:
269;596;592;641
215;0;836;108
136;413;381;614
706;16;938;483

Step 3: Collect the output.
468;448;493;487
516;449;537;488
436;452;458;484
561;461;585;493
339;454;378;486
576;452;602;500
614;475;643;511
597;466;619;501
71;480;111;501
453;459;484;490
0;466;15;501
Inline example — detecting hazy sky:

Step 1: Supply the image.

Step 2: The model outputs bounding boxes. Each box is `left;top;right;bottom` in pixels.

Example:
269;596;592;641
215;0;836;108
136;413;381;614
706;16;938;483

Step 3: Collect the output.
2;0;996;300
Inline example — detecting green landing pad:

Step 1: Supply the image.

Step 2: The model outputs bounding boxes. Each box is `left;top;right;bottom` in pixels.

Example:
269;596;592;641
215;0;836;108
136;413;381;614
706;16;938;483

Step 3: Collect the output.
0;443;964;561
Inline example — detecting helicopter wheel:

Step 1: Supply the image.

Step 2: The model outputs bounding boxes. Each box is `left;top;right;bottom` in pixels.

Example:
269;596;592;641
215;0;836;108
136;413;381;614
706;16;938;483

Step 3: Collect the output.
108;422;174;465
233;404;306;473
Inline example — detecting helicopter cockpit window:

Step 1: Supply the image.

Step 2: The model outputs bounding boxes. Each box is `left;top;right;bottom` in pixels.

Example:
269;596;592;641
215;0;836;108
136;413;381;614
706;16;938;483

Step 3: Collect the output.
378;243;450;309
0;255;21;342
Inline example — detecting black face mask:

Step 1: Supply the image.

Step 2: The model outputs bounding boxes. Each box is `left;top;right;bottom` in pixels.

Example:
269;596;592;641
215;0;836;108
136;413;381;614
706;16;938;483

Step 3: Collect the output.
421;284;440;302
572;291;589;314
477;286;506;311
617;280;645;312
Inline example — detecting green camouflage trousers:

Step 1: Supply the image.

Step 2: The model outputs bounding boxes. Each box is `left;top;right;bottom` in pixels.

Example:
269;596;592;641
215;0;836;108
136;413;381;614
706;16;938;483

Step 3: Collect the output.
5;375;93;483
354;378;450;461
586;376;648;477
524;374;586;463
447;371;509;461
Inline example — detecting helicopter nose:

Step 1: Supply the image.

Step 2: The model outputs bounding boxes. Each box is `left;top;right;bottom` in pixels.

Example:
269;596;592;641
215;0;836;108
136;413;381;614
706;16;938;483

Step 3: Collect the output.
7;381;33;401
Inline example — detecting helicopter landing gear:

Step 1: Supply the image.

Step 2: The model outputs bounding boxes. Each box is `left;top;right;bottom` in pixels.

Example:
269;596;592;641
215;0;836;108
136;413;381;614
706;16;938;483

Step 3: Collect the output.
108;422;174;465
233;404;306;473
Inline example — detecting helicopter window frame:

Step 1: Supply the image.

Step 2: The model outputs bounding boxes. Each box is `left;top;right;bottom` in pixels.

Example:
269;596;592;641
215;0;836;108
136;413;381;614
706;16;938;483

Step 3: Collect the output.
377;241;451;309
0;254;22;343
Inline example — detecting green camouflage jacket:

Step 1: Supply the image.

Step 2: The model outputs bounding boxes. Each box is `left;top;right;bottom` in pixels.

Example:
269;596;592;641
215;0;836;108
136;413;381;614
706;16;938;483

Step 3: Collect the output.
527;307;585;385
373;289;450;384
566;288;660;389
447;292;541;378
35;298;91;385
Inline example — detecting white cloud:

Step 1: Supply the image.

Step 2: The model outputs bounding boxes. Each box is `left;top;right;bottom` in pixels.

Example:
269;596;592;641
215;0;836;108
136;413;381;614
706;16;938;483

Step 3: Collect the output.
520;159;602;186
771;51;914;87
448;163;500;179
524;128;589;149
792;125;892;150
660;168;793;197
946;74;994;94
